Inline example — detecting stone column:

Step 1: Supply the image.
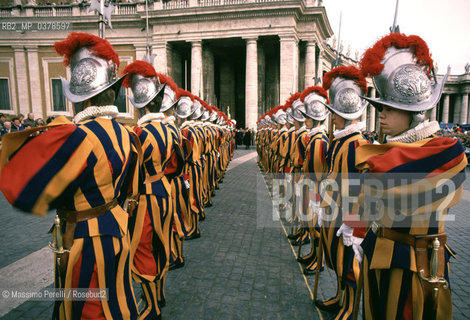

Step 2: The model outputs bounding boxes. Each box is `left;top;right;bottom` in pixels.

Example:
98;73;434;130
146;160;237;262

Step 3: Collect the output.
442;94;449;123
245;37;258;130
462;93;469;124
152;41;168;74
25;45;43;118
12;45;30;115
191;40;203;97
280;35;299;103
454;94;462;124
304;40;316;88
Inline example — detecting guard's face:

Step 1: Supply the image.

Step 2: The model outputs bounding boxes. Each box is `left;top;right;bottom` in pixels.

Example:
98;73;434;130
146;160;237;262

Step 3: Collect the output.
293;119;302;130
331;113;345;130
378;105;412;137
305;117;314;129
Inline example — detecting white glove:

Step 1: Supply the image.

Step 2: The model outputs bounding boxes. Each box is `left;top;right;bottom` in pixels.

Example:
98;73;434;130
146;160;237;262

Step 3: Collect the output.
295;184;301;197
352;236;364;263
336;223;354;246
317;208;323;228
184;180;190;189
285;173;292;183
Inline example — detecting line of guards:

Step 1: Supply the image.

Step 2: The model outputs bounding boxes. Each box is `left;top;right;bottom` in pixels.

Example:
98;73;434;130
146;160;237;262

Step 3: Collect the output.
256;33;467;320
0;33;235;319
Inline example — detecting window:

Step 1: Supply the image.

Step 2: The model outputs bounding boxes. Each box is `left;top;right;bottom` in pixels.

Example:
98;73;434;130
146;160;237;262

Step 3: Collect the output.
0;78;11;110
115;86;127;113
51;79;67;112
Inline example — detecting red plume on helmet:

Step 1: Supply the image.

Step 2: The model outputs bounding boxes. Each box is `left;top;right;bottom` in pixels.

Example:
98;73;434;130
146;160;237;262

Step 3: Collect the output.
300;86;330;104
54;32;119;68
121;60;156;88
360;33;434;78
156;73;179;92
176;88;194;100
322;66;368;94
284;92;301;108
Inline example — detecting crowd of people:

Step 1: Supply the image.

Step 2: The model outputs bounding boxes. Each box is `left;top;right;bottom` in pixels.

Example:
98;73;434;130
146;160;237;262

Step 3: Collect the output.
257;33;466;320
0;32;235;320
0;112;55;137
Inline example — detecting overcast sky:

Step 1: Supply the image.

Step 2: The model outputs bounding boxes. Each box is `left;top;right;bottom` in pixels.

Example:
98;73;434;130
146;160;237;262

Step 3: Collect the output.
324;0;470;75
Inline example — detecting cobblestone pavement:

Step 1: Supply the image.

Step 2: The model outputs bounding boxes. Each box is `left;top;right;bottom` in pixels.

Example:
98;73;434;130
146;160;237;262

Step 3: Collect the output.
1;147;470;319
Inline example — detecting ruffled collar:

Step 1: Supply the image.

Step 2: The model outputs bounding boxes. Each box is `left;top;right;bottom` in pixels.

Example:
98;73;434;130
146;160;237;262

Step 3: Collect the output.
288;126;295;133
386;120;440;143
296;125;307;135
181;120;194;128
308;125;326;137
137;113;165;126
73;105;119;124
279;127;287;133
333;122;365;139
162;115;175;124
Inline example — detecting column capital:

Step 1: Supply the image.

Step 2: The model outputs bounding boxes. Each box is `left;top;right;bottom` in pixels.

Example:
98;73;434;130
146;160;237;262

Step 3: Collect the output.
11;45;24;52
24;45;38;51
242;36;258;43
189;40;202;47
279;34;299;43
303;39;317;46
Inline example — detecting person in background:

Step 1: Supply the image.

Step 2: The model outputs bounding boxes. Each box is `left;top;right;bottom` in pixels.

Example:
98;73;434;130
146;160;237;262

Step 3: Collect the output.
11;117;24;132
0;121;11;136
23;112;36;127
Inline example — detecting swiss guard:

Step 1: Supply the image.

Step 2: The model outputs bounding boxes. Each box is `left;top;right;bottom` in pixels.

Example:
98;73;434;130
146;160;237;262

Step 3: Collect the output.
356;33;467;320
0;32;140;319
297;86;330;276
316;66;369;320
123;60;181;319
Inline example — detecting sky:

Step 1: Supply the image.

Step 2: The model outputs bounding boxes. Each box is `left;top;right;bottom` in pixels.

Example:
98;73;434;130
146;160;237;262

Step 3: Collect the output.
324;0;470;75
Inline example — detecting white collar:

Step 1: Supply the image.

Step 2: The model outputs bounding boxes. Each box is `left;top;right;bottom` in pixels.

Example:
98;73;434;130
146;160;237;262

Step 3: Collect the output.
296;125;307;135
333;122;365;139
193;121;203;126
203;122;212;127
386;120;440;143
181;120;194;128
73;105;119;124
137;112;165;126
279;127;287;133
308;125;326;137
162;115;175;124
288;126;295;133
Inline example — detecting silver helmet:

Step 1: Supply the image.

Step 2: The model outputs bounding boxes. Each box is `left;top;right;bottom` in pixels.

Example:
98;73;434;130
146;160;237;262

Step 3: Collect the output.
58;46;125;103
322;66;368;121
191;100;203;120
160;85;176;113
302;91;329;121
361;45;447;112
285;108;295;125
127;74;164;109
209;109;218;122
291;99;306;122
273;108;287;125
175;95;194;119
200;108;210;121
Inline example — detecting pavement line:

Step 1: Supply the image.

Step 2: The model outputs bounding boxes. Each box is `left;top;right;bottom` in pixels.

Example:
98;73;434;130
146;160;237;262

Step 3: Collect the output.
226;151;257;171
259;173;324;320
0;246;54;317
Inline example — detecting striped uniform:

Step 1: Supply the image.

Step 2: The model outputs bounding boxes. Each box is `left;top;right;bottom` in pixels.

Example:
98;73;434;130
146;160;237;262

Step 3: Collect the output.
181;120;204;237
319;130;369;320
164;119;189;268
130;116;175;319
302;128;329;272
0;116;140;320
355;137;467;320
